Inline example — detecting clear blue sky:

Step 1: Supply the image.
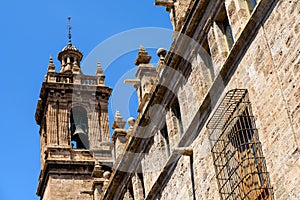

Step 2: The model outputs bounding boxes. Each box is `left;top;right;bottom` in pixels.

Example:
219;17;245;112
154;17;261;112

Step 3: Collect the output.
0;1;172;199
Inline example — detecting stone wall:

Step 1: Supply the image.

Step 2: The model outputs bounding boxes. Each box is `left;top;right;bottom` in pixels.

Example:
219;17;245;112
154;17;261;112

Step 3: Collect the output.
177;46;214;130
225;0;251;38
139;0;300;199
159;132;220;200
172;0;193;30
155;0;194;30
42;175;93;200
141;130;169;196
101;1;299;199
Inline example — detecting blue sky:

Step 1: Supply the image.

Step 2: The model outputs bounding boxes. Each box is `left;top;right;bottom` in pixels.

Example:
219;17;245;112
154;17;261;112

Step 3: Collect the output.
0;1;172;199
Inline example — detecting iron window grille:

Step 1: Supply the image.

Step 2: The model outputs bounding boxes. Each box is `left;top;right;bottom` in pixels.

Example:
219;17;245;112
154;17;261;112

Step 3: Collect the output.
207;89;273;200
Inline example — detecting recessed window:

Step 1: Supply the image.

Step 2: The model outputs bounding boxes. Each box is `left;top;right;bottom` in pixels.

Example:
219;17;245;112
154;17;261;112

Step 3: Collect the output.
207;89;273;200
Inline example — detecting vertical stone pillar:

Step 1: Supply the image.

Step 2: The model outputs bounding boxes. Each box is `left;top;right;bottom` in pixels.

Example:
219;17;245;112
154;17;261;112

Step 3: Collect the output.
165;108;179;152
89;110;101;150
135;46;158;113
92;163;105;200
125;46;158;113
100;109;110;141
46;102;58;145
207;20;230;75
132;172;144;200
157;48;167;76
93;179;104;200
112;111;127;160
40;126;46;169
58;102;69;146
124;188;134;200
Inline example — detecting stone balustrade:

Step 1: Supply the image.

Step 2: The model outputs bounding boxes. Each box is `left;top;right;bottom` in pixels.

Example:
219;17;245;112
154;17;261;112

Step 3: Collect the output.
47;72;100;85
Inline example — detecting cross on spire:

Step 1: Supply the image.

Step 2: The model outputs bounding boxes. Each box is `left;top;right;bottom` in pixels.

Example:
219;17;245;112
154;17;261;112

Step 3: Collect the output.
67;16;72;46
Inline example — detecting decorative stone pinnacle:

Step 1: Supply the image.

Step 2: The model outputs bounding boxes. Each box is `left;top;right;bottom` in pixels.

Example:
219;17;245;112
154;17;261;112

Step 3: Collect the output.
112;110;126;129
134;45;152;66
49;55;53;63
72;60;80;74
116;110;121;117
139;45;145;51
96;60;104;76
47;55;55;72
157;48;167;59
126;117;136;137
127;117;135;127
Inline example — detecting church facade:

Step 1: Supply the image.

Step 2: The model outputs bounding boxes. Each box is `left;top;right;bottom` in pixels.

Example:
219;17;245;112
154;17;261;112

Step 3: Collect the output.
35;0;299;199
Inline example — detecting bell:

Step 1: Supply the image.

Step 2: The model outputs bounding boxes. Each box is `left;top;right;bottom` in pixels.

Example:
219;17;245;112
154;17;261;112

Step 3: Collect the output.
72;125;89;149
73;125;86;135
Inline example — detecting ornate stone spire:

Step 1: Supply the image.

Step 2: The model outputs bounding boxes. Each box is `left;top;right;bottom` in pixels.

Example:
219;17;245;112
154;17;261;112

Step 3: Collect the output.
47;55;56;72
112;110;126;129
134;45;152;66
96;60;104;76
72;59;80;74
96;60;105;85
157;48;167;74
157;48;167;61
131;45;157;108
57;17;83;73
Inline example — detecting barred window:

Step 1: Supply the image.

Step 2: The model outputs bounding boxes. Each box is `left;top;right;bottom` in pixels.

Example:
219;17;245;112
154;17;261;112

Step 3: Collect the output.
207;89;273;200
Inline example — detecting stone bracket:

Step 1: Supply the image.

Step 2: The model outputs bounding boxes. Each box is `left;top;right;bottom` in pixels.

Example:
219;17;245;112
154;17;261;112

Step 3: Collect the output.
173;147;193;156
155;0;174;8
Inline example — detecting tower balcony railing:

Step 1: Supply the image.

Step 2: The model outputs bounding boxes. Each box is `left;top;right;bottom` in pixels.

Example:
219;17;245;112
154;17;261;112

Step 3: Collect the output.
46;72;102;86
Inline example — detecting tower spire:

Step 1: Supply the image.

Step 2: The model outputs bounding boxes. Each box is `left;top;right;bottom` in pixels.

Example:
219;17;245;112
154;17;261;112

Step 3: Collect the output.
67;16;72;46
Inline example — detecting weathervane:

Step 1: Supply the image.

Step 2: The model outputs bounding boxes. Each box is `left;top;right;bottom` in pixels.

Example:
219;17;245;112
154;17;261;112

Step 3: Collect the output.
68;16;72;46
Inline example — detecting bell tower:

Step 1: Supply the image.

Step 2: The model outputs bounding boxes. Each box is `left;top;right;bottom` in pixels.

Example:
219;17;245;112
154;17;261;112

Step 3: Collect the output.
35;17;113;200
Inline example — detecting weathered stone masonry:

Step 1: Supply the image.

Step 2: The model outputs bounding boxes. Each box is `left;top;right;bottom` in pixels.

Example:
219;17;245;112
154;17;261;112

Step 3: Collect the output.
35;0;299;199
102;0;299;200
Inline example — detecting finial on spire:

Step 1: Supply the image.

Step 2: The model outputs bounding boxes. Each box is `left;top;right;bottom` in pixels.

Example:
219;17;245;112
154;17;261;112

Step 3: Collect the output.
97;60;101;68
67;16;72;46
134;45;152;66
49;55;53;63
48;55;55;72
139;45;145;52
112;110;126;129
96;60;106;85
96;60;104;76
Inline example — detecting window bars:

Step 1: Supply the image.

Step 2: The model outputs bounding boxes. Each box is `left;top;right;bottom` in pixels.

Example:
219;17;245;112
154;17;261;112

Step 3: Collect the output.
207;89;273;200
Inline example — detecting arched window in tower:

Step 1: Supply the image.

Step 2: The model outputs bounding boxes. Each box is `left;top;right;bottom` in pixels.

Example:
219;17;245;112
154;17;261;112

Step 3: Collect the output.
171;99;184;136
70;107;89;149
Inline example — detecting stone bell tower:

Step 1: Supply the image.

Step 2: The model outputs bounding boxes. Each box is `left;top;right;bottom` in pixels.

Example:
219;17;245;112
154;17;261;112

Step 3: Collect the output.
35;18;113;200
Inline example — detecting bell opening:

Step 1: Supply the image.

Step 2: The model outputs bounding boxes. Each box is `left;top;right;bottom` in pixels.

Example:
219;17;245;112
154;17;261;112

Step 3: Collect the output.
70;107;89;149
